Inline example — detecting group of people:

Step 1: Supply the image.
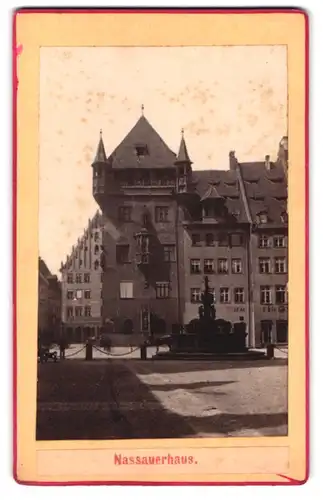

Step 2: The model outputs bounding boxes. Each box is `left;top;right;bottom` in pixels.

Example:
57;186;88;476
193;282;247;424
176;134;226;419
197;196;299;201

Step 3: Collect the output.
37;333;68;361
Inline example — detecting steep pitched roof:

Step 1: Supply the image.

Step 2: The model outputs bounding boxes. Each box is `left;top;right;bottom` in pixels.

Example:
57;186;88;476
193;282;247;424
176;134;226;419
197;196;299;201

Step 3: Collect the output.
176;134;192;164
108;116;177;169
61;211;104;271
93;133;107;164
239;161;287;224
39;257;52;278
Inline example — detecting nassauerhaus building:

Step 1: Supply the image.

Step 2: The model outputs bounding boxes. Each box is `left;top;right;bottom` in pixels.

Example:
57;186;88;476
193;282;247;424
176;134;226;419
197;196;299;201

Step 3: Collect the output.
85;112;287;348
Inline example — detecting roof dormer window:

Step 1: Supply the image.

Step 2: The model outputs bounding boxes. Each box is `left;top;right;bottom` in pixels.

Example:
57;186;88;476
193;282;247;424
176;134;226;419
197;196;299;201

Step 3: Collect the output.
135;143;149;158
256;212;268;224
281;211;288;223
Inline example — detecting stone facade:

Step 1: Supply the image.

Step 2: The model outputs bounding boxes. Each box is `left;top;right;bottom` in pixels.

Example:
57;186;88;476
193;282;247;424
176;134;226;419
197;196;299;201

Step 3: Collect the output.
38;257;61;339
90;113;288;347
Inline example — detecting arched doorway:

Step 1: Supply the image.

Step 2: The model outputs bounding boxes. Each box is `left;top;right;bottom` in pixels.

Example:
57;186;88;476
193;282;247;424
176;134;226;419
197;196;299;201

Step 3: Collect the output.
151;315;166;335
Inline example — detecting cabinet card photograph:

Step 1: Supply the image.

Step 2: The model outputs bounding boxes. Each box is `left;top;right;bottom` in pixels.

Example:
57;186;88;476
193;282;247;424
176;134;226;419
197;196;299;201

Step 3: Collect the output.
14;8;308;485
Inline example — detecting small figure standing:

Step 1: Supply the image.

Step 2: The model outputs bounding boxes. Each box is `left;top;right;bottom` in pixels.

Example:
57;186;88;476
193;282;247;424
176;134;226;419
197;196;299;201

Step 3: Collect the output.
59;336;66;360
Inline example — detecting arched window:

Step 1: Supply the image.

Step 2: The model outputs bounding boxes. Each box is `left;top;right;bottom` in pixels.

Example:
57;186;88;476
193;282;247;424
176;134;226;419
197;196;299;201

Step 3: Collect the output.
94;244;99;254
94;260;99;270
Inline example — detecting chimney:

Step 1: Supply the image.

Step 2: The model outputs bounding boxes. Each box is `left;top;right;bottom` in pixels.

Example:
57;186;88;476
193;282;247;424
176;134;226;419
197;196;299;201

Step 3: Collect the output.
265;155;271;170
229;151;237;170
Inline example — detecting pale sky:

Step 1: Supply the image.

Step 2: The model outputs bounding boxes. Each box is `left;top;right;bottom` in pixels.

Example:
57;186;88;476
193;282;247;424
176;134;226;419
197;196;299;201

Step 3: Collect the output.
39;46;287;275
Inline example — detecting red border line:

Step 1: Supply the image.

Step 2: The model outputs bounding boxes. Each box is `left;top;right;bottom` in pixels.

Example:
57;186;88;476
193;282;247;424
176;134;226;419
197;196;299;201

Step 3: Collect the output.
12;7;309;487
304;8;310;485
14;7;307;15
12;10;18;485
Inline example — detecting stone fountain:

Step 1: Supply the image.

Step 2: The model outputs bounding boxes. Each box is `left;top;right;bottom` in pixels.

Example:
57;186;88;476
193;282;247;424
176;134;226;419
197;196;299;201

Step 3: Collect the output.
153;276;266;359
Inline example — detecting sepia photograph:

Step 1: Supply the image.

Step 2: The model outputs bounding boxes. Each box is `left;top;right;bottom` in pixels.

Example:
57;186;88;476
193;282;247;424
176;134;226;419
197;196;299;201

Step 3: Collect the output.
14;9;308;485
36;44;288;442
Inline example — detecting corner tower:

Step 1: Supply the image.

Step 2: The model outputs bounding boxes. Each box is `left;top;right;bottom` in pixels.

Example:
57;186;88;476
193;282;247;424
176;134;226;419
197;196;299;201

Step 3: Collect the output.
175;129;193;194
92;130;115;208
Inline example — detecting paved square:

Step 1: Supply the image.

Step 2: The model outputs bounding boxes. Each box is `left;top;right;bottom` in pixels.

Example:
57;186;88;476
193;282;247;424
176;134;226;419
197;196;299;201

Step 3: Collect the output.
37;358;287;440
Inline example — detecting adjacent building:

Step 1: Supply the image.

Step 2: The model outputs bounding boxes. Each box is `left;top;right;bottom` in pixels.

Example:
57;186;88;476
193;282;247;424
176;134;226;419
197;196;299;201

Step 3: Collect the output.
38;257;62;340
60;212;103;342
88;112;287;347
236;155;288;346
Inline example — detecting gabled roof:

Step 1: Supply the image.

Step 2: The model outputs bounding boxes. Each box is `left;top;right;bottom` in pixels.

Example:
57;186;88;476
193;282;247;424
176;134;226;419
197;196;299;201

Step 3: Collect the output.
193;170;249;223
61;211;104;271
93;132;107;164
108;115;177;169
200;184;223;202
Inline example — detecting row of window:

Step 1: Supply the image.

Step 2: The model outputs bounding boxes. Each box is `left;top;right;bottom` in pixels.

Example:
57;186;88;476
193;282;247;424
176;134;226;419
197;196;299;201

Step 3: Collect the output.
191;233;287;248
258;257;287;274
66;306;92;318
190;285;287;305
76;243;101;255
66;272;104;284
190;257;287;275
190;287;244;304
119;206;169;223
119;281;171;299
66;234;286;269
67;244;102;269
119;207;288;227
118;282;287;304
66;255;286;281
191;258;243;274
259;285;287;305
259;235;286;248
191;233;244;247
66;235;287;274
66;289;101;300
68;259;102;271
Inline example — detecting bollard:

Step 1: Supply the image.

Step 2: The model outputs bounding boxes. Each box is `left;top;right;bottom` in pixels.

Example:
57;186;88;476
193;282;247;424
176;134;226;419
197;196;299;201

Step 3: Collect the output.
266;343;274;359
85;341;93;361
140;345;147;360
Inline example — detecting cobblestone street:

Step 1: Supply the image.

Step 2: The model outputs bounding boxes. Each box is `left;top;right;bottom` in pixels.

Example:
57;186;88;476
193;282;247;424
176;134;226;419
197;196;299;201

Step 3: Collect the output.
37;357;288;440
